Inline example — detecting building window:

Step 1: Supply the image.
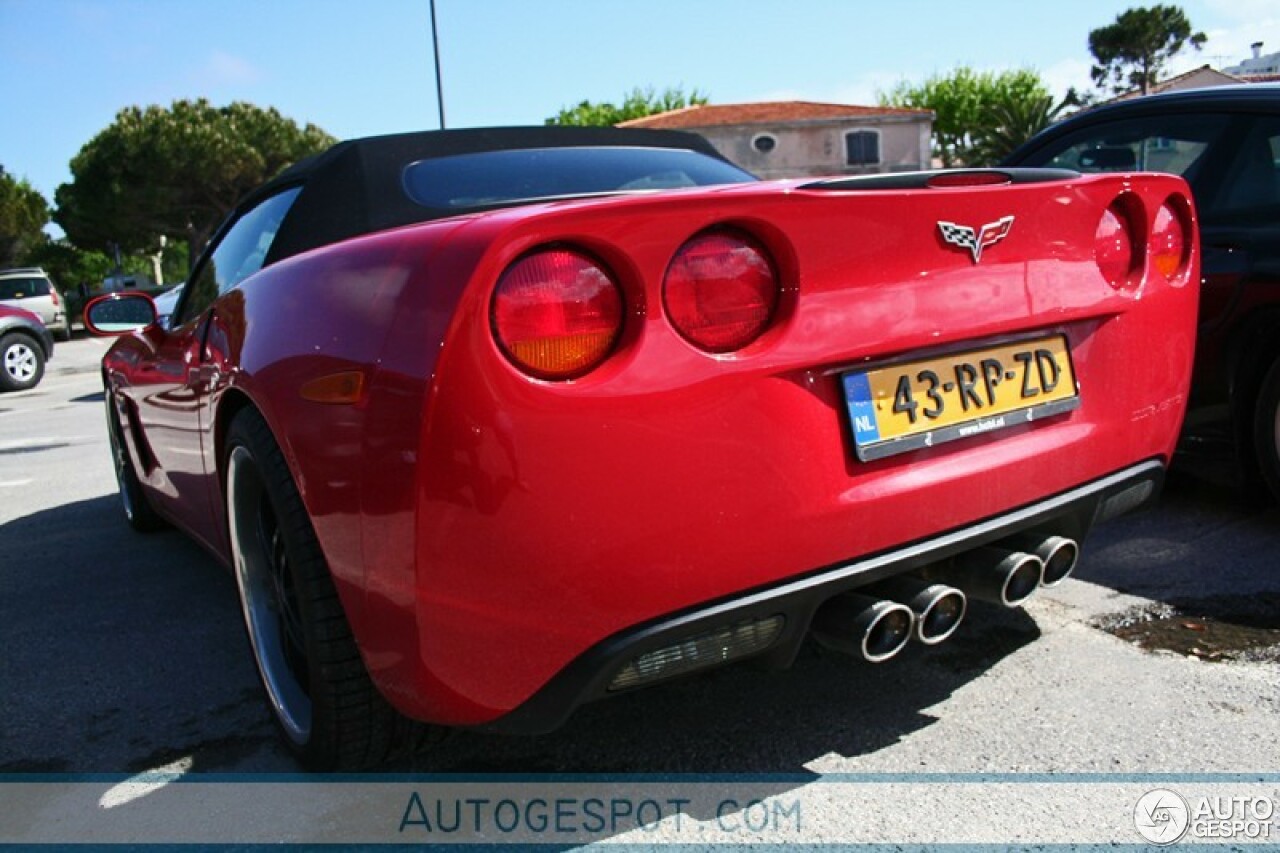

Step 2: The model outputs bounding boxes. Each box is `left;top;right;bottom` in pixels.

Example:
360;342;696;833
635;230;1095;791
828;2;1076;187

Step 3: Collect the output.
752;133;778;154
845;130;880;166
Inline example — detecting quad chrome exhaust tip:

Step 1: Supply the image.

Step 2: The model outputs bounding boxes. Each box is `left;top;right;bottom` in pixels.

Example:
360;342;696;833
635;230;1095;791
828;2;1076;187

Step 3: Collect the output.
862;576;967;645
934;546;1045;608
811;593;915;663
810;532;1081;663
1004;532;1080;587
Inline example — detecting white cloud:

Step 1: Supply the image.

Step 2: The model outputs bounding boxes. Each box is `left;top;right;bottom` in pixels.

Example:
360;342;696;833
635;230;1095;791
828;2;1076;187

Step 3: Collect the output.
755;61;1094;108
1204;0;1280;25
1040;57;1095;99
1200;20;1280;70
751;70;912;107
1059;10;1280;88
195;51;262;87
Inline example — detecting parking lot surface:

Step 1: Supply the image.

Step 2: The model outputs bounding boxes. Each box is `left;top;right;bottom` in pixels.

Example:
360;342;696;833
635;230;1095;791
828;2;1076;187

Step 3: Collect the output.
2;337;1277;842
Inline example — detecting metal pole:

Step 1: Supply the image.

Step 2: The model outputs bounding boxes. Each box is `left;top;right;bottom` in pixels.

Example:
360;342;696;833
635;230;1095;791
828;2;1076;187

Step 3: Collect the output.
430;0;446;129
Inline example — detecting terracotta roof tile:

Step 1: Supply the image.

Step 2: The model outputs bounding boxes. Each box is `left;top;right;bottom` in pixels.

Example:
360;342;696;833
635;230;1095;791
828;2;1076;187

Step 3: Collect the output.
618;100;930;129
1107;65;1244;102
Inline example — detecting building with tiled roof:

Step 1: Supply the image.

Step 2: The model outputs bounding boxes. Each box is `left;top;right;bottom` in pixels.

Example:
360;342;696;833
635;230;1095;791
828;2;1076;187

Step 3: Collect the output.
1224;42;1280;80
620;101;934;179
1105;65;1244;103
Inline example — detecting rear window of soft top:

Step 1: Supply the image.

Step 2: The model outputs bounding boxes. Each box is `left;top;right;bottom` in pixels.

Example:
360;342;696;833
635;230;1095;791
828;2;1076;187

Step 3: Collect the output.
402;146;754;210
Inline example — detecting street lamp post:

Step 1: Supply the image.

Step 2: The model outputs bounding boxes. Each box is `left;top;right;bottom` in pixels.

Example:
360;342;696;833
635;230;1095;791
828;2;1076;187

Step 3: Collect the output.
430;0;446;129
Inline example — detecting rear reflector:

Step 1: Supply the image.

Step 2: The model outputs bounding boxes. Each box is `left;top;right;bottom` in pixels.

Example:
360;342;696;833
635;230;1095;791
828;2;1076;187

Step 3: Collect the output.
492;248;623;380
1096;480;1155;523
664;229;779;353
608;615;785;691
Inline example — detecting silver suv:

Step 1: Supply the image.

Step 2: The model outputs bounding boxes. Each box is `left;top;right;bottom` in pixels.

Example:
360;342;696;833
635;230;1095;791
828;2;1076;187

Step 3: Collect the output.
0;268;70;341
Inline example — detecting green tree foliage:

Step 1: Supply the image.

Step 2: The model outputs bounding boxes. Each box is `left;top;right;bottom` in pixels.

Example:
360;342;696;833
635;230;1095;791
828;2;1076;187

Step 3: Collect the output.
881;68;1060;167
22;240;175;321
0;166;50;268
25;242;114;291
27;233;187;291
546;86;709;126
968;89;1079;166
54;99;335;263
155;239;190;284
1089;5;1206;96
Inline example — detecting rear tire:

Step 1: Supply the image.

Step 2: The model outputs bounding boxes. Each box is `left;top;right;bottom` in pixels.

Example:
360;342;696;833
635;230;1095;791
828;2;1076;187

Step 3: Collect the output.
0;333;45;391
224;407;433;769
1254;358;1280;504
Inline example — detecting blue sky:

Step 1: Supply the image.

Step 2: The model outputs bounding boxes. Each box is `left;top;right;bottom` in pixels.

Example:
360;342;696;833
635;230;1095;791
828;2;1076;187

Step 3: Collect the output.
2;0;1277;207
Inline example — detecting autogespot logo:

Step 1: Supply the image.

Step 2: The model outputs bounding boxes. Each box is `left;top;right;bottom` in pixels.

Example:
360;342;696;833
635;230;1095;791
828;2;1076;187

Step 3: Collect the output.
1135;789;1191;845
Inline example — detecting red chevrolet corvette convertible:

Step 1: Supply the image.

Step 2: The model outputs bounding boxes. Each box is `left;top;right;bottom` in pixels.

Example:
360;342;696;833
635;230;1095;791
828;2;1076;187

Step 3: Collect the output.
87;127;1199;769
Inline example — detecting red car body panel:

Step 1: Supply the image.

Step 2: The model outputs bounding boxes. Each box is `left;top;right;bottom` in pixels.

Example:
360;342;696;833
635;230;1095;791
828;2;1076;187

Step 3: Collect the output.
101;173;1199;726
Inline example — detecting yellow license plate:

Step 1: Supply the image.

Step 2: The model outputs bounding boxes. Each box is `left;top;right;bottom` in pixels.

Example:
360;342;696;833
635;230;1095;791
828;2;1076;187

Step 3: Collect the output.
842;335;1079;461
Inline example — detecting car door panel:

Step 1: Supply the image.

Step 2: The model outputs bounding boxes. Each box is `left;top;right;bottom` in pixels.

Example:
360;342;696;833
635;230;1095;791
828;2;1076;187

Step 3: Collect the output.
112;187;302;559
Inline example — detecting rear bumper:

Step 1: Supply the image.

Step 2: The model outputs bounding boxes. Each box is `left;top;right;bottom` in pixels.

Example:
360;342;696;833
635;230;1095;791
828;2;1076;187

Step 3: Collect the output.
483;459;1162;734
382;317;1188;727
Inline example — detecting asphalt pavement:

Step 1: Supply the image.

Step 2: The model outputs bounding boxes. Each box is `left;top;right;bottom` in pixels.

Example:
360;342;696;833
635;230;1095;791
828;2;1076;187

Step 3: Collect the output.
1;336;1277;845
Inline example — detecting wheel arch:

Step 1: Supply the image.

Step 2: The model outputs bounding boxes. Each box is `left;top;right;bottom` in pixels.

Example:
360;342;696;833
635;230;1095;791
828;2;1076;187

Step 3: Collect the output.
214;388;260;488
211;385;370;635
0;327;44;353
1227;305;1280;431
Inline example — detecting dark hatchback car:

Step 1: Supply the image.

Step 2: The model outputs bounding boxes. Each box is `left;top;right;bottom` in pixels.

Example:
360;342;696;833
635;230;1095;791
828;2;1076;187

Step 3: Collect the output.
1007;84;1280;500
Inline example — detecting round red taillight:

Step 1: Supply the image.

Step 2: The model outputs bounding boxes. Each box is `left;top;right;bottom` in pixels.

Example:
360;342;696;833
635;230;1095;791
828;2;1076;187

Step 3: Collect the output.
491;248;623;380
1151;200;1187;279
663;229;780;353
1095;205;1135;287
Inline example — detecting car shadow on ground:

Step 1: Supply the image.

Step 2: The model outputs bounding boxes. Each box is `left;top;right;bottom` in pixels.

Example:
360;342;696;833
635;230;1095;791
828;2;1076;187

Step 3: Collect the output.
1;495;1040;776
0;495;278;774
1072;459;1280;663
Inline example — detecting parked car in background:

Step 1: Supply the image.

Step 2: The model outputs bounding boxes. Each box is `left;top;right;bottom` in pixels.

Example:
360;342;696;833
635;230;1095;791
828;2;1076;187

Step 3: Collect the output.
151;282;184;329
88;126;1198;769
0;303;54;391
0;267;70;341
1005;84;1280;501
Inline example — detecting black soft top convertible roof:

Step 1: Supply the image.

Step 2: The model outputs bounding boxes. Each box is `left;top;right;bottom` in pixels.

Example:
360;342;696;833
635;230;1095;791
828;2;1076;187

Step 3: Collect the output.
258;126;735;265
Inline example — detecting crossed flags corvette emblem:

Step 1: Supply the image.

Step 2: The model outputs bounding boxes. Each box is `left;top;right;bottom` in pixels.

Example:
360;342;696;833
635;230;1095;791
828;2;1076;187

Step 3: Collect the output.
937;215;1015;263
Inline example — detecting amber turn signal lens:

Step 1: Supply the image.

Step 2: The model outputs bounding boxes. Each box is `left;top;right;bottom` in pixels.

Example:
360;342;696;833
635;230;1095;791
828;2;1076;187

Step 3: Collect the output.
1151;200;1188;279
300;371;365;404
491;248;624;381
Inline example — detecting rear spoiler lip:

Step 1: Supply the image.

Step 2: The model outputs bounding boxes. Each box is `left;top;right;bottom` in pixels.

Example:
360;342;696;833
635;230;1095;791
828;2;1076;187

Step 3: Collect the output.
799;168;1082;192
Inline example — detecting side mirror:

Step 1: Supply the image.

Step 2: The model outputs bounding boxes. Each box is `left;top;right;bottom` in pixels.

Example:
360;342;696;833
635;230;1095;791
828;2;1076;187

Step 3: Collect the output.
84;292;158;335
